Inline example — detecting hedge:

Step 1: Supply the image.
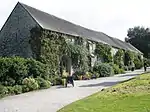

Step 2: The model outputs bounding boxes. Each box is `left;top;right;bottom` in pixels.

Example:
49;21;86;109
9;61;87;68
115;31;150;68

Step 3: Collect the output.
0;57;49;86
93;63;113;77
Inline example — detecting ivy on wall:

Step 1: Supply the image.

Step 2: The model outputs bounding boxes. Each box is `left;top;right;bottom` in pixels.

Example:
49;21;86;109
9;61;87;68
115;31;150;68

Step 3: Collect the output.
124;50;134;66
30;27;89;75
95;43;112;63
67;42;89;72
114;49;125;68
30;28;68;75
133;53;143;69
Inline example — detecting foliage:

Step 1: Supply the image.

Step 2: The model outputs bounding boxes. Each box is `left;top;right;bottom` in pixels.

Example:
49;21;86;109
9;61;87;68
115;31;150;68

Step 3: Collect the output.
40;31;68;75
35;77;51;89
144;58;150;67
26;58;49;80
67;42;89;72
0;57;28;86
134;54;143;69
31;28;90;75
114;49;124;68
127;26;150;39
13;85;22;94
95;43;112;63
93;63;113;77
58;73;150;112
0;57;49;86
22;77;39;92
49;75;63;86
126;26;150;58
111;64;125;74
0;85;8;98
124;50;134;66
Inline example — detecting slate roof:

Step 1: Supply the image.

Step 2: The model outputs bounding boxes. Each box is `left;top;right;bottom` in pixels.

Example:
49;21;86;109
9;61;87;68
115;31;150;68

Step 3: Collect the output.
19;2;142;54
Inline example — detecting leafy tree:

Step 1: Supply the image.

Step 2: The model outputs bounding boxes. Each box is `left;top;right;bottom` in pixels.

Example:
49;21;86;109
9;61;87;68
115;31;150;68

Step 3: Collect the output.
126;26;150;58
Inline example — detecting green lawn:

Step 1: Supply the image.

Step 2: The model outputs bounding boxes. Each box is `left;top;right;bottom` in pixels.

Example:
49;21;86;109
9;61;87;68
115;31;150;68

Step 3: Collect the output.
58;73;150;112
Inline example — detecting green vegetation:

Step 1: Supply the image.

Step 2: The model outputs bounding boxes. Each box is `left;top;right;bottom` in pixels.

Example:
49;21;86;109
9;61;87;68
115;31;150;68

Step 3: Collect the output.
58;73;150;112
114;49;124;68
126;26;150;59
0;57;52;98
93;63;113;77
95;43;112;63
0;27;145;98
111;64;125;74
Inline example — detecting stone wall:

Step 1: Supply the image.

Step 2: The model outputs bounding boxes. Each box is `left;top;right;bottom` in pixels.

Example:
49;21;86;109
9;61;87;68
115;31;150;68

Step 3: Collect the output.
0;3;39;58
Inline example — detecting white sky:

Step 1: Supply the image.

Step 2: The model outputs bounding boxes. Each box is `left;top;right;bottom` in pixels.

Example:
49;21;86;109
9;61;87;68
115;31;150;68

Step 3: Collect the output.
0;0;150;40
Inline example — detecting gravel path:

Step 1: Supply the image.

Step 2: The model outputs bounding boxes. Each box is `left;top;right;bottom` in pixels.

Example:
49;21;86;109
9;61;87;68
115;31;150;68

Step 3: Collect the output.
0;68;148;112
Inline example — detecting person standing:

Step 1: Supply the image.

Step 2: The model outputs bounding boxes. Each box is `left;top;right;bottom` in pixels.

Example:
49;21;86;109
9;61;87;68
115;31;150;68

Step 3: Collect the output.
67;67;74;87
144;62;147;72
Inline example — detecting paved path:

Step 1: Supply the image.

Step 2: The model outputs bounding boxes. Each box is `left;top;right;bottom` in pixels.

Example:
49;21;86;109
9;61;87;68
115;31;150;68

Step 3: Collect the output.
0;68;149;112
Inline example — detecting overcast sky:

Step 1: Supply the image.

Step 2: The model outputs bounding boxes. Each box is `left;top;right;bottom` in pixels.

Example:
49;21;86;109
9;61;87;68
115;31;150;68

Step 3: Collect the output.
0;0;150;40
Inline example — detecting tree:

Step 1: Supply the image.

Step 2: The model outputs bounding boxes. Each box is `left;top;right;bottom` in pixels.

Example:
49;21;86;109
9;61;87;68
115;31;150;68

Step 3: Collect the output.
126;26;150;58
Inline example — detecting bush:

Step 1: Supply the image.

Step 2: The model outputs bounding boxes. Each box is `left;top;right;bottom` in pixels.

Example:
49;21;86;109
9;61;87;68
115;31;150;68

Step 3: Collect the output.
134;58;143;69
49;75;62;85
13;85;22;94
0;85;8;97
22;78;39;92
134;55;143;69
35;77;51;89
120;68;125;74
111;64;125;74
0;57;28;86
6;86;15;95
26;59;49;80
93;63;113;77
144;58;150;67
112;64;120;74
0;57;50;86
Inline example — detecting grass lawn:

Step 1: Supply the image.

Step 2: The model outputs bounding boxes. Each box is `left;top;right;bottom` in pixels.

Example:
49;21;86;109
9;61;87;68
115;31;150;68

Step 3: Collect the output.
58;73;150;112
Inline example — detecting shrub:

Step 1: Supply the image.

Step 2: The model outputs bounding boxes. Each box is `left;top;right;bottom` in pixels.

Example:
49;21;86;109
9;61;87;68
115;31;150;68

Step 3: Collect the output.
0;57;28;86
49;75;62;85
120;68;125;74
22;78;39;92
93;63;113;77
144;58;150;67
0;85;8;97
6;86;15;95
134;58;143;69
13;85;22;94
35;77;51;89
26;58;50;80
112;64;120;74
0;57;50;86
111;64;125;74
134;55;143;69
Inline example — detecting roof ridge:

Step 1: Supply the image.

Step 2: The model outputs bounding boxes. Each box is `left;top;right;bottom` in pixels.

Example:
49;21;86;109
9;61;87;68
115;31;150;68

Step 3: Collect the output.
13;2;142;54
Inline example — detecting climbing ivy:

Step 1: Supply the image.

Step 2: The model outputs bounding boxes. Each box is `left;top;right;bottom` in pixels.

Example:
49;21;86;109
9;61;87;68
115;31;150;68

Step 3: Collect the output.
95;43;112;63
30;27;89;75
114;49;125;68
67;42;89;72
124;50;134;66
